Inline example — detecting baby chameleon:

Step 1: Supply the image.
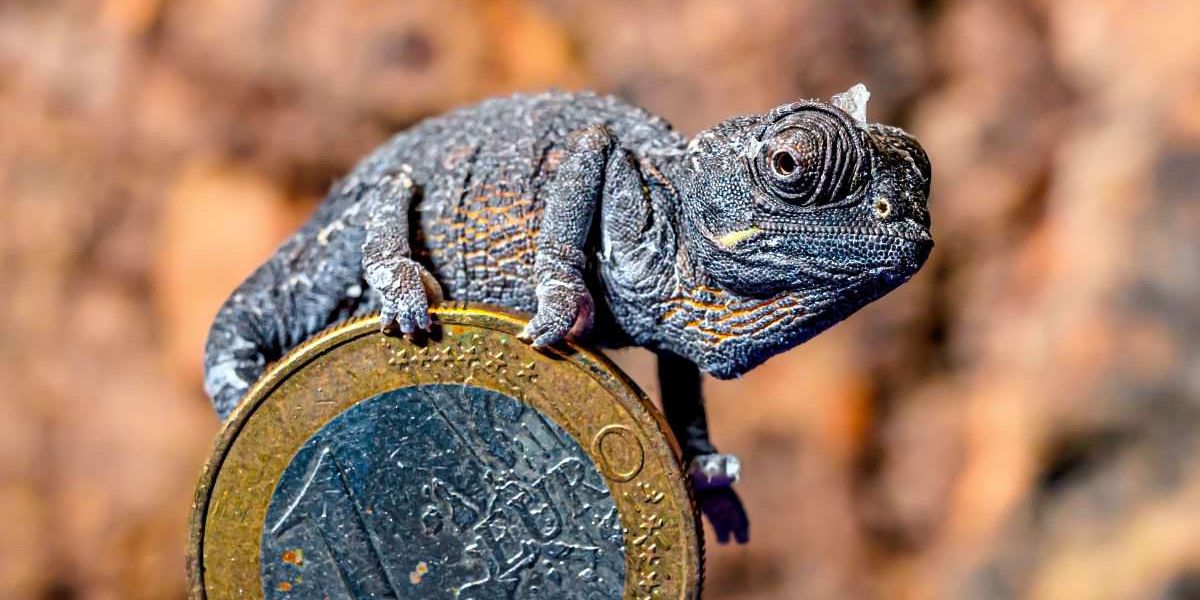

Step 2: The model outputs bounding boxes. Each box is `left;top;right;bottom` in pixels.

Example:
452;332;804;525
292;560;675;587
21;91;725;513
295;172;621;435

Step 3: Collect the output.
203;85;933;545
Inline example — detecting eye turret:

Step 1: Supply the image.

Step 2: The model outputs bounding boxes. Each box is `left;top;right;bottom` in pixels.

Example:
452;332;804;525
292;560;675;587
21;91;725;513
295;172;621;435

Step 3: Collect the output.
754;105;868;208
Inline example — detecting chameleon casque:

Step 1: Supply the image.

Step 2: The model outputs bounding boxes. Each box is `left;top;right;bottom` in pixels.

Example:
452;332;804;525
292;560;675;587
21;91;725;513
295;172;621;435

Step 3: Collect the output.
203;85;933;545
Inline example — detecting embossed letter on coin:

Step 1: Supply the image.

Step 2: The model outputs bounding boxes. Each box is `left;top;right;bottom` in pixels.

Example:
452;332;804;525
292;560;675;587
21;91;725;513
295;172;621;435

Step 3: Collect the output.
592;424;645;482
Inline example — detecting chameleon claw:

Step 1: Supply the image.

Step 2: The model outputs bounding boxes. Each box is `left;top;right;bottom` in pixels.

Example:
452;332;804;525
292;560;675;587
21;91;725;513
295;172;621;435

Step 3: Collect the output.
379;307;399;334
531;333;561;349
397;302;432;335
519;312;573;348
397;317;417;335
379;295;433;337
517;324;554;349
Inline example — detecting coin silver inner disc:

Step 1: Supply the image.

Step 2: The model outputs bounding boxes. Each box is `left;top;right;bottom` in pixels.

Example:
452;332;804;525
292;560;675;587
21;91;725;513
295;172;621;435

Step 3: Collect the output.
260;383;626;599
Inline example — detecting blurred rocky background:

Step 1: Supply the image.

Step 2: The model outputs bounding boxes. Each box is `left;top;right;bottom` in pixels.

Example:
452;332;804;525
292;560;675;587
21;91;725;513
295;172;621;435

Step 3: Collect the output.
1;0;1198;598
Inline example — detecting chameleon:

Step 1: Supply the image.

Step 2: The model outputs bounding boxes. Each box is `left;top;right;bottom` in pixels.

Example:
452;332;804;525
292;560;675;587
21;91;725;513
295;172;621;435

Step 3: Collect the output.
203;85;932;545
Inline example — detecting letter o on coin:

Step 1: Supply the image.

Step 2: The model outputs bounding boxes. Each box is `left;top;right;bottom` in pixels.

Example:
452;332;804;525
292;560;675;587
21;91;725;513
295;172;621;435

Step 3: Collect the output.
592;424;645;482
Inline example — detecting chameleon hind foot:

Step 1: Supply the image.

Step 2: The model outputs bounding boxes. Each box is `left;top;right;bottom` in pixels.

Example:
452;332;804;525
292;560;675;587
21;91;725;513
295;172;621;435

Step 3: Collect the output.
689;453;749;544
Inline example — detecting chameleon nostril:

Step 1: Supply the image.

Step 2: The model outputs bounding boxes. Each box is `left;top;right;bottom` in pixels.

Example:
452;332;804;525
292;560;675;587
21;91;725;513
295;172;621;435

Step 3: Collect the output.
873;197;892;219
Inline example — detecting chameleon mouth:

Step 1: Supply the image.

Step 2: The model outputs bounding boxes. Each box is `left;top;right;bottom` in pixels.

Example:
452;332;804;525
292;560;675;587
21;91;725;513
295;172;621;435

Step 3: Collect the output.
752;220;932;243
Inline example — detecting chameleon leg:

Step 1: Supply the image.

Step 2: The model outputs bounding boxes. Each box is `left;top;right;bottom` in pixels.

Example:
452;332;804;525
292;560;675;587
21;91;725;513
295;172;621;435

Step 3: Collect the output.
519;125;613;347
658;351;750;544
657;351;717;460
361;167;442;334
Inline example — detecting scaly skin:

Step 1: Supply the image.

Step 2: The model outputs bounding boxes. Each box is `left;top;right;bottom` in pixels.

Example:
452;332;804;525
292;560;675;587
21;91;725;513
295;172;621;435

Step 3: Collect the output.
203;88;933;545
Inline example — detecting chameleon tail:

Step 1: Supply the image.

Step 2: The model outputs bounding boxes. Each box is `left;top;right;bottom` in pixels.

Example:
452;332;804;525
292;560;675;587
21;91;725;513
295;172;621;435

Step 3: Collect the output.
203;197;374;420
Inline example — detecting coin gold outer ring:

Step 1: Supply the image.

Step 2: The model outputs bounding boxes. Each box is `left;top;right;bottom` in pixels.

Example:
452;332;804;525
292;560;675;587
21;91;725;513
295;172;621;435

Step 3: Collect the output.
187;302;704;600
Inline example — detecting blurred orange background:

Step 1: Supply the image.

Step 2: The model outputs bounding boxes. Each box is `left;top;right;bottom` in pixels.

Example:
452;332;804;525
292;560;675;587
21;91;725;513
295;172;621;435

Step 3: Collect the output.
2;1;1199;598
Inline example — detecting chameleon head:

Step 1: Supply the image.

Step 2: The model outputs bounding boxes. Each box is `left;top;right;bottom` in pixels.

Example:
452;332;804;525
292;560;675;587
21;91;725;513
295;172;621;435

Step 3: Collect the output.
677;84;933;377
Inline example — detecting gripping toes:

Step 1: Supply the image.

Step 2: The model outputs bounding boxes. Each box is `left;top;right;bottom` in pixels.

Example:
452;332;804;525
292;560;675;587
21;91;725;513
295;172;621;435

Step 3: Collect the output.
366;257;436;334
687;453;742;490
688;453;749;544
519;280;594;347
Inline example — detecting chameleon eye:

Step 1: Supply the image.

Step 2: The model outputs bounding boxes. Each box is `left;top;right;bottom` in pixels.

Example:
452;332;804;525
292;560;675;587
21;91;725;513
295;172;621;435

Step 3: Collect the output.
757;105;868;208
770;150;798;177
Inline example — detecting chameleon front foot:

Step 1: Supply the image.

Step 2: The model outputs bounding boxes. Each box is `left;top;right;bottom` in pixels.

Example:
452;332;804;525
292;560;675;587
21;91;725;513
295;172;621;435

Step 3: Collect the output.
518;279;594;347
367;257;442;334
